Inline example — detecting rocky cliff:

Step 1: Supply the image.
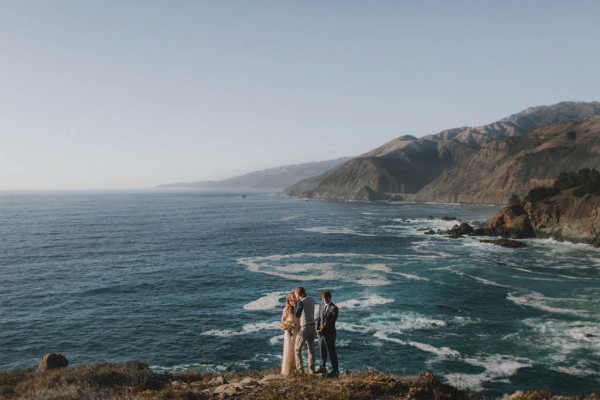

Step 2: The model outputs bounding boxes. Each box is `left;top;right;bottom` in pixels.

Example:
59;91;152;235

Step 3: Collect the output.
481;189;600;246
285;101;600;201
413;116;600;204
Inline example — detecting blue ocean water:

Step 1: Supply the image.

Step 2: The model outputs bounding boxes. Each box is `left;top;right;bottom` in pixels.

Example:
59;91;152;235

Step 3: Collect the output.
1;191;599;396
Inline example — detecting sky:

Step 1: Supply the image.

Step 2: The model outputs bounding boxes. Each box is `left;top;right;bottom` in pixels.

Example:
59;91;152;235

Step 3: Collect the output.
1;1;599;190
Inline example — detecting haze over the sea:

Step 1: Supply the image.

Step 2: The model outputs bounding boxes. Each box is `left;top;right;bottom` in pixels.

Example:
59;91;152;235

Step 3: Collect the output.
1;1;599;190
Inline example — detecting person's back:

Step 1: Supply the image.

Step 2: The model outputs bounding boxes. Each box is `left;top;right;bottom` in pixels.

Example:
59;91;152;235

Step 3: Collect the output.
294;287;317;374
298;296;315;326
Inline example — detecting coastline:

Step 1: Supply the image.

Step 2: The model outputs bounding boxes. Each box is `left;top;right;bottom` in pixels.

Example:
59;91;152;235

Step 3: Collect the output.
2;361;598;400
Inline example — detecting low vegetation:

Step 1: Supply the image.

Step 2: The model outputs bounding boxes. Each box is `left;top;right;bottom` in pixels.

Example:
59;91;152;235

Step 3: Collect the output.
524;168;600;204
1;362;598;399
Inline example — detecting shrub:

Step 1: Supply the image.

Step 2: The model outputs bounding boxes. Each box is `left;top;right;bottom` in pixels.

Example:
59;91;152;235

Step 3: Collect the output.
524;186;559;204
554;168;600;196
508;194;521;206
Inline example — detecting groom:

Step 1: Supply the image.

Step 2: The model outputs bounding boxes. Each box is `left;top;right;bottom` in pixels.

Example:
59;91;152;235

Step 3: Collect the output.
294;286;317;374
316;290;339;377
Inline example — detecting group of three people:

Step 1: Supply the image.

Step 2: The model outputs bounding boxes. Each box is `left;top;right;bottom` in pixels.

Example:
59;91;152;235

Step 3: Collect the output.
280;286;339;377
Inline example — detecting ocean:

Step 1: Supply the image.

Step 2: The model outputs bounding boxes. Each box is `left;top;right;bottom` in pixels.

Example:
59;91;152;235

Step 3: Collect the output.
0;191;599;396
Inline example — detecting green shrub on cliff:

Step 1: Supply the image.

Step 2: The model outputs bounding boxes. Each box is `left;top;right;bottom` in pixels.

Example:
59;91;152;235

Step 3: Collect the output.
524;186;560;204
554;168;600;197
524;168;600;204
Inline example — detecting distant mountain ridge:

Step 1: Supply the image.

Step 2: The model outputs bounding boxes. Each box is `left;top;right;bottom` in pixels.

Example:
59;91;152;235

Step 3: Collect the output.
284;101;600;202
157;157;351;190
413;116;600;204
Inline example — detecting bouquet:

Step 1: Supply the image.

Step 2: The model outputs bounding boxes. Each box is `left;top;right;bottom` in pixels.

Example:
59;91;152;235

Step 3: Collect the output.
279;320;296;335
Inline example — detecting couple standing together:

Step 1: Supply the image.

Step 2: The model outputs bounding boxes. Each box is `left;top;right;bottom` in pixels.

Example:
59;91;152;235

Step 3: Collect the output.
280;287;339;377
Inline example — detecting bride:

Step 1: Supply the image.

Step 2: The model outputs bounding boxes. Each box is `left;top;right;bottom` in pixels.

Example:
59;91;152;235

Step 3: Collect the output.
280;292;300;376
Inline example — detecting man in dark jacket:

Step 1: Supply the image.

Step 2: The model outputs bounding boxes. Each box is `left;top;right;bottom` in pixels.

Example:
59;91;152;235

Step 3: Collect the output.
315;290;339;377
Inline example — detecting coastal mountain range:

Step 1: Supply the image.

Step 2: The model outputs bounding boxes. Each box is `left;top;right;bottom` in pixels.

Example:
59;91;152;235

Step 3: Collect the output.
157;157;350;190
284;101;600;203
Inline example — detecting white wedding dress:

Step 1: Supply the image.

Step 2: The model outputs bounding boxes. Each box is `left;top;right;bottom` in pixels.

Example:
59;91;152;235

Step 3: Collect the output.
281;310;300;376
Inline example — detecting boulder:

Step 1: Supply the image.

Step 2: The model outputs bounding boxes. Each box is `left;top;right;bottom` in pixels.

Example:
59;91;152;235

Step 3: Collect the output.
209;375;227;385
38;353;68;372
485;204;536;239
447;222;474;238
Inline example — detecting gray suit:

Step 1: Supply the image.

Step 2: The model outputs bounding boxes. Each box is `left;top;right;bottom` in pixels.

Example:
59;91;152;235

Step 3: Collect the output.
316;301;338;374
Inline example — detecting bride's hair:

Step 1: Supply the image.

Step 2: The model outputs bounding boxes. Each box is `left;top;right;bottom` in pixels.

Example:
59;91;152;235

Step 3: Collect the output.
283;292;295;319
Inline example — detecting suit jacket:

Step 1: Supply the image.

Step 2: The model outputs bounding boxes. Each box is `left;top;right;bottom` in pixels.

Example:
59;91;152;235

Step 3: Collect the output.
316;301;338;337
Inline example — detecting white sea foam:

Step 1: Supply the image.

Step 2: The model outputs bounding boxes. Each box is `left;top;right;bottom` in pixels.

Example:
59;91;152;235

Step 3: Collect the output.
337;294;395;309
459;272;511;288
373;332;460;358
366;263;391;272
409;241;454;259
507;291;598;318
337;322;369;333
238;253;400;286
393;272;430;281
201;321;278;337
151;360;250;374
298;226;377;237
445;354;532;391
520;318;600;361
550;363;600;377
368;312;448;334
244;291;286;311
356;278;391;286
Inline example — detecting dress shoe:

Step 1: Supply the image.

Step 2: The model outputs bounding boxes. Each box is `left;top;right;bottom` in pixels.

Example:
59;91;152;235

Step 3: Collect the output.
315;368;326;374
327;371;339;378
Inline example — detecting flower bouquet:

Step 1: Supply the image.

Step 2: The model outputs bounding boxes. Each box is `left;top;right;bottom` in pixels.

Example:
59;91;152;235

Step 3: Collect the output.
279;320;296;335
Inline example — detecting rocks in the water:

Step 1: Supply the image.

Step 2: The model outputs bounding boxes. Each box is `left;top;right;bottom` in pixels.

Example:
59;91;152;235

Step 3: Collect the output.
447;222;474;238
424;229;436;235
38;353;68;372
585;333;596;338
441;216;457;221
480;239;527;248
484;204;536;239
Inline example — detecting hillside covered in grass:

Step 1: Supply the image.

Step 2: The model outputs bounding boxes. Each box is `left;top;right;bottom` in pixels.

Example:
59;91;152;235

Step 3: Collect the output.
1;361;598;400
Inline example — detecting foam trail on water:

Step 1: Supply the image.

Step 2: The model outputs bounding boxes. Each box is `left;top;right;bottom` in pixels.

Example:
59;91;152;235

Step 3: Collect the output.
366;264;392;272
507;291;598;318
298;226;377;237
201;322;278;337
393;272;430;281
445;354;531;391
373;331;460;358
244;291;286;311
337;294;395;309
238;253;401;286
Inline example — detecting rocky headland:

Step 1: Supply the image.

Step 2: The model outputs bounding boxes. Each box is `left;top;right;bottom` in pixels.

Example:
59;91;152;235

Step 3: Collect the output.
428;181;600;247
1;358;597;400
481;188;600;246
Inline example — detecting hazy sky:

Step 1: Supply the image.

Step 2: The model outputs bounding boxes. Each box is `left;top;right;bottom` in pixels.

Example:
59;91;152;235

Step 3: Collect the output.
1;1;599;190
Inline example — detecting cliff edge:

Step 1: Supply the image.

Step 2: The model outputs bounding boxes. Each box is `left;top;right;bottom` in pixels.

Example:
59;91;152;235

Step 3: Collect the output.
483;188;600;246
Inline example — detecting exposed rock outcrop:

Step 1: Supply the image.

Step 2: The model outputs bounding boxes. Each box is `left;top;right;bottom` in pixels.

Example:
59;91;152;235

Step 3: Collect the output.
482;189;600;246
38;353;68;372
285;102;600;201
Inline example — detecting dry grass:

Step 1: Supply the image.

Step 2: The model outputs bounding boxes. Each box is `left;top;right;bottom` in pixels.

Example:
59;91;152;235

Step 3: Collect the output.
1;363;598;400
